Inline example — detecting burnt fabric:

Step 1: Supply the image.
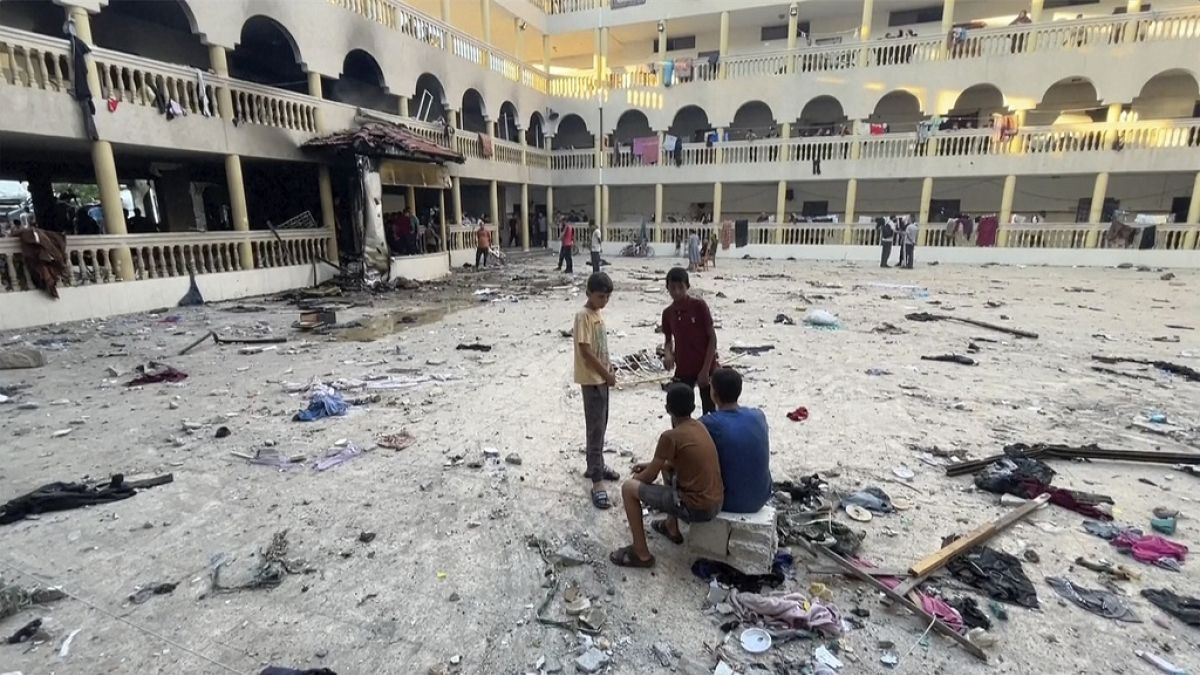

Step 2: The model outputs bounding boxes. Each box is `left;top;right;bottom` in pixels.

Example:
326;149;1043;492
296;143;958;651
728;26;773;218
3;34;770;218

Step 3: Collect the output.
1046;576;1140;622
1142;588;1200;626
974;457;1113;520
16;228;68;299
126;363;188;386
1;474;173;525
69;33;98;140
259;669;338;675
778;508;863;557
691;552;791;593
947;596;992;630
942;539;1039;608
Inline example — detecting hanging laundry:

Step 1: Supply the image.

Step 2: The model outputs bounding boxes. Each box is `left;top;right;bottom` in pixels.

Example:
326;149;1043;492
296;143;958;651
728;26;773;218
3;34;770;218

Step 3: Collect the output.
16;228;68;299
632;135;660;164
67;25;98;141
975;215;999;246
196;68;213;117
917;120;937;142
661;59;674;87
674;57;693;81
999;114;1018;141
479;133;494;158
869;123;888;135
106;97;118;113
662;134;679;152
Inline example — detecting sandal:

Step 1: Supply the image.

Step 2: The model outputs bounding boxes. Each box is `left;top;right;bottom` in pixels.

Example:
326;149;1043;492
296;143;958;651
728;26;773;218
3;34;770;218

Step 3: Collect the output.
609;545;655;568
651;519;684;545
591;489;612;510
601;466;621;481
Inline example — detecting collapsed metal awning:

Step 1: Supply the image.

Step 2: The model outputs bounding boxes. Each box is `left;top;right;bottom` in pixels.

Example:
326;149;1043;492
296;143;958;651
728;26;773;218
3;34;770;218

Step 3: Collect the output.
302;121;464;165
378;159;450;189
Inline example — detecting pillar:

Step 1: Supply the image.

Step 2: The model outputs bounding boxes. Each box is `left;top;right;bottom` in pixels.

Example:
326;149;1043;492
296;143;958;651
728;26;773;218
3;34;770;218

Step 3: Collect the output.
593;185;602;228
775;180;786;244
1183;172;1200;249
602;185;611;238
66;6;101;96
999;174;1017;225
91;142;135;280
1127;0;1140;12
860;0;875;40
397;95;408;118
438;189;448;252
488;179;499;247
715;127;726;164
406;185;417;214
916;176;936;243
441;0;451;23
718;11;730;79
543;35;551;81
520;183;530;251
306;71;326;133
481;0;492;43
209;45;234;121
593;28;602;82
452;175;464;225
713;182;723;226
941;0;957;35
654;183;664;242
225;154;254;269
1104;102;1123;147
318;166;339;260
787;4;799;49
599;27;609;84
1030;0;1045;22
843;179;858;244
546;185;555;224
514;18;524;60
1085;172;1109;249
657;20;668;77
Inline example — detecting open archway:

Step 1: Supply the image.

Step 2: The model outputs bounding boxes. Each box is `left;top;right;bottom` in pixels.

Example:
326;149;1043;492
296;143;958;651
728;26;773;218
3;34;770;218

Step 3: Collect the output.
1032;77;1102;124
461;89;488;133
327;49;397;112
92;0;206;68
0;0;70;38
669;105;710;142
948;84;1008;128
730;101;775;139
552;114;593;150
613;109;653;144
498;101;520;141
526;111;546;147
1133;70;1200;120
230;16;305;93
409;73;447;122
869;90;925;132
795;96;846;135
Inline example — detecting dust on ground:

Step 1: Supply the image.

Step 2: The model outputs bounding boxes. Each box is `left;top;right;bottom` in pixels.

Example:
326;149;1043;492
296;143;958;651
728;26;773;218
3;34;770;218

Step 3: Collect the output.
1;252;1198;675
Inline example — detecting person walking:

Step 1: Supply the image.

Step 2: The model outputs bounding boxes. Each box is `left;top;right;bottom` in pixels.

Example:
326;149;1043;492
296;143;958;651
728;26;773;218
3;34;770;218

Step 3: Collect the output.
557;218;575;273
590;219;602;274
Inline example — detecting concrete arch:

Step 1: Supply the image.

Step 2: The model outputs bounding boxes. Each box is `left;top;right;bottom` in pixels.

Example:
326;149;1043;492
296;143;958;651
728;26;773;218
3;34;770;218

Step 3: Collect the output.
409;73;448;122
92;0;208;68
341;49;386;90
461;89;489;133
613;109;653;143
668;105;710;142
869;90;925;131
796;95;846;131
552;114;593;150
1133;69;1200;120
730;101;775;139
946;84;1009;125
1032;76;1103;124
231;15;306;92
526;111;546;148
498;101;520;141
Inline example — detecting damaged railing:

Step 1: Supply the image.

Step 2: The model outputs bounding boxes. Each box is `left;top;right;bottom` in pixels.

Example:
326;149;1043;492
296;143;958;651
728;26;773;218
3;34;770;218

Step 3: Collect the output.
0;230;331;294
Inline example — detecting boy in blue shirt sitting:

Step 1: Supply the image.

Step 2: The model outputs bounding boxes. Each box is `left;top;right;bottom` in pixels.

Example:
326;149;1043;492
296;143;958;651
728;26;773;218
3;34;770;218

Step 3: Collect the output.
701;368;772;513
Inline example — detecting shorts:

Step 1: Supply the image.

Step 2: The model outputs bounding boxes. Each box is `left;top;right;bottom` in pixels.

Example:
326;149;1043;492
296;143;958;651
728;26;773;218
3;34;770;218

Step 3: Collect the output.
638;474;720;523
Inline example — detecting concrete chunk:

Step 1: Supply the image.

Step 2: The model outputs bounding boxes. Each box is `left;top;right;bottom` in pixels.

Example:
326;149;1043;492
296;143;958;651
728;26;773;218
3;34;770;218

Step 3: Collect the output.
686;505;777;574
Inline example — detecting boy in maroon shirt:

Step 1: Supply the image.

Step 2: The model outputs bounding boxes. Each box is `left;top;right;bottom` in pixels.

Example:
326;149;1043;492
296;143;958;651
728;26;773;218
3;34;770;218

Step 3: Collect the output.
661;267;718;415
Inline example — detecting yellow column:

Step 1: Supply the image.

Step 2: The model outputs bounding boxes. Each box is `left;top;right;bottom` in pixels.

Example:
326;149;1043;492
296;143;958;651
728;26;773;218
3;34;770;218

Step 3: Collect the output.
860;0;875;40
843;179;858;244
593;28;602;83
718;11;730;79
941;0;957;35
712;182;723;226
480;0;492;67
657;21;668;83
918;177;934;245
1126;0;1140;12
599;27;609;85
1104;103;1122;148
543;35;551;75
520;183;530;251
224;154;254;268
779;122;791;162
593;185;602;228
998;174;1017;246
546;185;555;225
775;180;786;244
787;4;799;49
850;120;862;160
1183;172;1200;249
654;183;664;242
441;0;451;22
438;188;448;249
1030;0;1045;22
1086;172;1109;247
602;185;611;238
318;167;339;260
514;18;524;61
452;175;464;225
90;142;135;280
1124;0;1141;43
209;45;234;121
67;6;101;96
307;71;327;133
488;180;499;248
406;185;417;214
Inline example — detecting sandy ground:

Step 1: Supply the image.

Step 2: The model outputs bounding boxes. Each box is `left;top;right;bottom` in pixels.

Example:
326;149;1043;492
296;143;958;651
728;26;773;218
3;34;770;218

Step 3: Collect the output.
1;251;1198;675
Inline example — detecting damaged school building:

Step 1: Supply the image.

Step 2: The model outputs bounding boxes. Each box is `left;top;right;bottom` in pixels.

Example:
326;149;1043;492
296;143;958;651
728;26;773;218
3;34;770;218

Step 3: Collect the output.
1;0;1200;329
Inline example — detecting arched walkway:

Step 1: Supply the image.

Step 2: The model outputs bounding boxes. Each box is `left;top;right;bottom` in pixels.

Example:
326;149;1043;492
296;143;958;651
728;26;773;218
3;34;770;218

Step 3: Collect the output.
1133;70;1200;120
553;114;593;150
231;16;306;93
1032;77;1102;125
613;110;652;144
869;91;925;132
409;73;447;122
948;84;1008;128
498;101;520;142
327;49;396;112
526;112;546;148
93;0;207;68
795;96;846;136
461;89;488;133
730;101;775;139
668;105;710;142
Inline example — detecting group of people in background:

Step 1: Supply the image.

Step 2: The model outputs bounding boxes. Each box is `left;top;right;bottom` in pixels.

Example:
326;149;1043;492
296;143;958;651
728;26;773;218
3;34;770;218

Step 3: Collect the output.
3;193;157;237
386;206;441;256
876;215;919;269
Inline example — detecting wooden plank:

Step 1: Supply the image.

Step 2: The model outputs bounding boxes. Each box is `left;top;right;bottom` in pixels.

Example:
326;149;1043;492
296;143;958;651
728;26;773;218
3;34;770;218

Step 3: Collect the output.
801;541;988;662
908;493;1050;577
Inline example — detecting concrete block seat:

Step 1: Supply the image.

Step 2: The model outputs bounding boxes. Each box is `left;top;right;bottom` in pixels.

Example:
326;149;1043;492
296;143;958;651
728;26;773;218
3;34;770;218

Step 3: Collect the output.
684;505;778;574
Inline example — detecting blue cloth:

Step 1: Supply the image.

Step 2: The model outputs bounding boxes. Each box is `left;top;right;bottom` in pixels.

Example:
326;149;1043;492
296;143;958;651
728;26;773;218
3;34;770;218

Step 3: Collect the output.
294;391;347;422
701;407;772;513
662;60;674;87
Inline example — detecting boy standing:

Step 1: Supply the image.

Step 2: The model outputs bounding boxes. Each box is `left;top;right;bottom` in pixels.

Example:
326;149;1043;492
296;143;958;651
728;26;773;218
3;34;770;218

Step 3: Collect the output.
662;267;718;415
557;218;574;273
575;272;618;509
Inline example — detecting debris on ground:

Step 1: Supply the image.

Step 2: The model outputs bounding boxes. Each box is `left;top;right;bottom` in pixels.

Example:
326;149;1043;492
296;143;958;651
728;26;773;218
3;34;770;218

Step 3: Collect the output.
128;581;177;604
0;581;66;621
126;362;187;386
921;354;978;366
208;530;309;594
1;474;174;525
1045;576;1140;622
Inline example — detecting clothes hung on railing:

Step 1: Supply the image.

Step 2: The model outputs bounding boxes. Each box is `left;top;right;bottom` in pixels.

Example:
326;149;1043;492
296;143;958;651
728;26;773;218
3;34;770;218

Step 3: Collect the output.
67;21;98;141
976;215;999;247
869;123;889;136
632;136;660;164
991;114;1019;141
479;133;494;158
662;60;675;87
917;120;938;142
195;69;213;117
674;58;693;82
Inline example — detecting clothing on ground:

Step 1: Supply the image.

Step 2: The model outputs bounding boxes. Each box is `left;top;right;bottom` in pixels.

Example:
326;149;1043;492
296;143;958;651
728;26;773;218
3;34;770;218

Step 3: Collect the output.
841;487;894;513
260;666;338;675
294;388;348;422
729;590;842;637
701;407;772;513
865;561;965;633
1141;588;1200;626
573;307;609;386
974;457;1113;520
947;596;991;630
1046;576;1140;622
126;363;188;386
1;474;173;525
690;553;790;593
652;418;723;513
662;296;717;379
943;540;1039;608
1111;528;1188;569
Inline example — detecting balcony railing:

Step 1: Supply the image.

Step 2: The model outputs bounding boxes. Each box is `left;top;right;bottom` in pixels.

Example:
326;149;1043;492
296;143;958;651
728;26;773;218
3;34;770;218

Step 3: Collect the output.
0;229;330;294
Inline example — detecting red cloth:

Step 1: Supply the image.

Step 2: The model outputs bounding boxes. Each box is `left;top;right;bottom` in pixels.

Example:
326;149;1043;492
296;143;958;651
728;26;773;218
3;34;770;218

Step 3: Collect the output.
1019;479;1112;520
976;216;999;247
787;407;809;422
1113;531;1188;565
562;223;574;246
661;296;716;379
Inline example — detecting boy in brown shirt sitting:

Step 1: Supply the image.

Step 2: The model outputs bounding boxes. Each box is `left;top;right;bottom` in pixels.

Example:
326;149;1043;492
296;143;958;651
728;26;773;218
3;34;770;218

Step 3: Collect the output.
609;383;724;568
